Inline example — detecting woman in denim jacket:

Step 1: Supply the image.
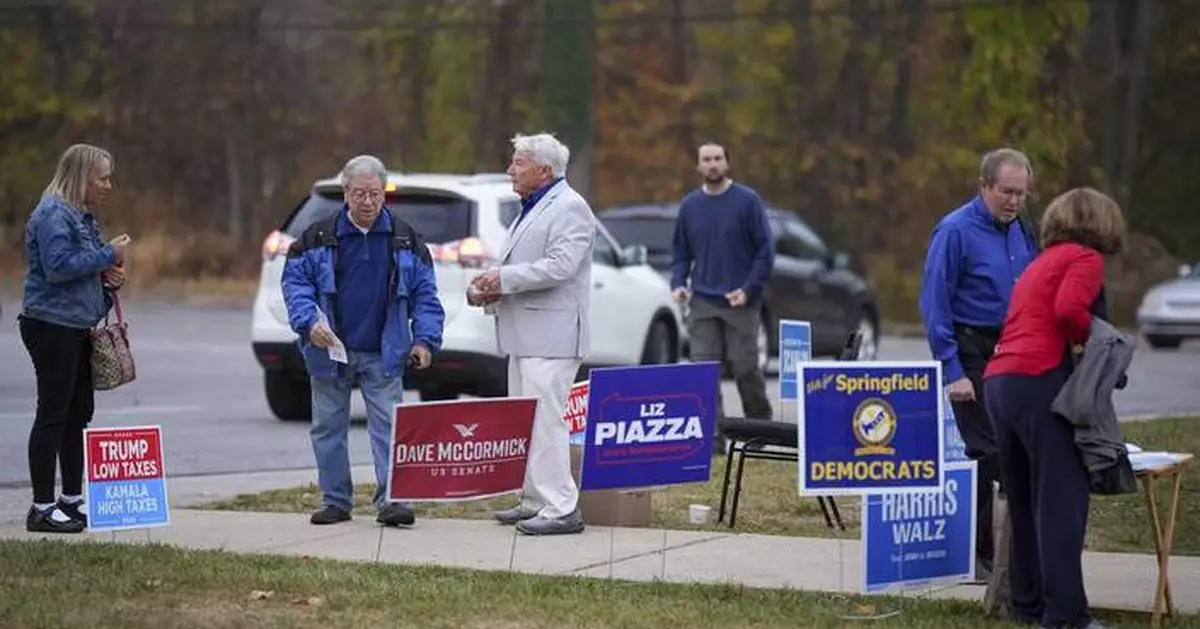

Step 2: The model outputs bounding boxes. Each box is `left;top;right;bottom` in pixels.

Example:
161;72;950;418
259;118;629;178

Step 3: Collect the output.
19;144;131;533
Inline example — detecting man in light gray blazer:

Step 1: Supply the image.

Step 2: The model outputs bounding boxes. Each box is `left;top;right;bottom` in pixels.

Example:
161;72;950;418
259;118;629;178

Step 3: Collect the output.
467;132;593;536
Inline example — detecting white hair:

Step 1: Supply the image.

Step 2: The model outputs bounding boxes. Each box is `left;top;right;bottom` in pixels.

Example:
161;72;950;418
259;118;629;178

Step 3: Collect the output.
340;154;387;187
510;132;570;178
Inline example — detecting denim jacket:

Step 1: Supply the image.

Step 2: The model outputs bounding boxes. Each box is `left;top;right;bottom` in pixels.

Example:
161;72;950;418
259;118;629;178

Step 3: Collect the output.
21;195;117;329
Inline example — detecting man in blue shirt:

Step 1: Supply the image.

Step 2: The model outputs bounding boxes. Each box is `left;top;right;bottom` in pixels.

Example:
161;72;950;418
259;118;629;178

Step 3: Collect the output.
282;154;445;528
671;142;775;420
919;148;1038;585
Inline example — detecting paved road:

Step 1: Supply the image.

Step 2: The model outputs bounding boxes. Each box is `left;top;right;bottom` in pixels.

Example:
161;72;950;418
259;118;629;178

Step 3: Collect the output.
1;299;1198;488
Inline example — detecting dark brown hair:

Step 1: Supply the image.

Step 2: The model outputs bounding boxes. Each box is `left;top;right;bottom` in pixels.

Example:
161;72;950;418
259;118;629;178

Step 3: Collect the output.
1039;187;1127;255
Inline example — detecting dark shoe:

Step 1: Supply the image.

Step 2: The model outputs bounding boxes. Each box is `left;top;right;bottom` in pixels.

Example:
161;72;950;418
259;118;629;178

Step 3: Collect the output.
56;499;87;527
376;503;415;527
26;506;85;534
516;509;585;536
310;505;352;525
494;505;539;525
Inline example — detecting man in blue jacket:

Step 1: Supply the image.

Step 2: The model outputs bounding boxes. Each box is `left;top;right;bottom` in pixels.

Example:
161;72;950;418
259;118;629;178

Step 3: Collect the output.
282;155;445;527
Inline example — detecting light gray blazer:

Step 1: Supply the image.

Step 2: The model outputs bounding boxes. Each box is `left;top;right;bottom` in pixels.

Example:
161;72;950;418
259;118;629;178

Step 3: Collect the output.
495;180;595;359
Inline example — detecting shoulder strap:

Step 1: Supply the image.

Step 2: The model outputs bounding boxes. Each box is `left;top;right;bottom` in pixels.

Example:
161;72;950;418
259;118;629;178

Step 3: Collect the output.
388;210;432;266
1018;215;1040;254
286;216;338;258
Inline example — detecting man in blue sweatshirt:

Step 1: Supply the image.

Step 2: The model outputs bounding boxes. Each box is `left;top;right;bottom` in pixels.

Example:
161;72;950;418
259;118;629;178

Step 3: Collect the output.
282;154;445;527
671;142;775;419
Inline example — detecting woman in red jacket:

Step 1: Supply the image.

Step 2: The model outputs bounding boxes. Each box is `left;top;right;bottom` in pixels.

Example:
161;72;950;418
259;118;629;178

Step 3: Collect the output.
983;187;1126;629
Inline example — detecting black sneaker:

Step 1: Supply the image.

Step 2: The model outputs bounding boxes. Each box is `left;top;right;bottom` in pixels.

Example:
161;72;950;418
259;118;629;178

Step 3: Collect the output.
26;506;85;534
376;503;415;527
57;499;87;527
310;505;352;525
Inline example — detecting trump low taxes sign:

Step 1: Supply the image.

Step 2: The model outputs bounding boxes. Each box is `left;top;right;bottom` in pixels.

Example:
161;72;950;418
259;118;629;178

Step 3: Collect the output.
84;426;170;532
797;361;944;496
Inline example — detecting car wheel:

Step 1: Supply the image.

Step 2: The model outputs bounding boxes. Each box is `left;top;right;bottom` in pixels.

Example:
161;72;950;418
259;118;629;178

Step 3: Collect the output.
419;385;459;401
640;318;675;364
265;371;311;422
1145;334;1183;350
855;312;880;360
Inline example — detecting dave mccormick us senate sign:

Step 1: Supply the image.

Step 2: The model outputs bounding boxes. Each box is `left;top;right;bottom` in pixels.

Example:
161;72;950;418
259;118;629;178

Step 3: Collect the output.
797;361;944;496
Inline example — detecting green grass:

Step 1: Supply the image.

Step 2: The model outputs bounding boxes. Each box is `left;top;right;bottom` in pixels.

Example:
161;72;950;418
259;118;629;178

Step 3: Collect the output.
201;416;1200;555
1;539;1189;629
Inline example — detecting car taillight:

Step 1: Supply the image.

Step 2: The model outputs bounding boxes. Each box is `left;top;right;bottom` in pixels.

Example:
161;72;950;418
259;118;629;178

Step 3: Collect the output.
262;230;295;260
431;237;495;268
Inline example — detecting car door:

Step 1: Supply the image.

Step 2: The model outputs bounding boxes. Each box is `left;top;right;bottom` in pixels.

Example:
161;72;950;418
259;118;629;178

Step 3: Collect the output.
587;226;646;365
768;217;827;339
778;216;854;349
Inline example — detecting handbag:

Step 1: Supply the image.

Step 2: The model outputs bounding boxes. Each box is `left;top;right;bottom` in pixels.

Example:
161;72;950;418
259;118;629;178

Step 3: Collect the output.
91;292;136;391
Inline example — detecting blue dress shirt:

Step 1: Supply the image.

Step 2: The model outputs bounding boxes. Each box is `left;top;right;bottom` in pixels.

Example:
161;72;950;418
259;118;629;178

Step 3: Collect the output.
919;195;1038;384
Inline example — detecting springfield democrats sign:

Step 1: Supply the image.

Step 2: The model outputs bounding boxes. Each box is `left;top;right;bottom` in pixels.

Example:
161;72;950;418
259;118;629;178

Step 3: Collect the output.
797;362;944;496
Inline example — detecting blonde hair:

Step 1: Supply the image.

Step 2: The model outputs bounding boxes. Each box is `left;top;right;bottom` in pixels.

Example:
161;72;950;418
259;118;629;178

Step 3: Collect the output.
1039;187;1127;255
42;144;113;209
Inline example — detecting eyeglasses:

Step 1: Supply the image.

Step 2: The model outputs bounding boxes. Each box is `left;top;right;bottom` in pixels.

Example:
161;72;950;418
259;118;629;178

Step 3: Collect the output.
348;189;383;203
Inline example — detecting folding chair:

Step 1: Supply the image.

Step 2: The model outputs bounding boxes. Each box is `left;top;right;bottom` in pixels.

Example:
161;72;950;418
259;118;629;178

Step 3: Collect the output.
714;329;864;531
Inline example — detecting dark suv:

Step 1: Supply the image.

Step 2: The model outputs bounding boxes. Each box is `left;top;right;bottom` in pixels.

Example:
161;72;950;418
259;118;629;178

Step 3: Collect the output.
598;204;881;364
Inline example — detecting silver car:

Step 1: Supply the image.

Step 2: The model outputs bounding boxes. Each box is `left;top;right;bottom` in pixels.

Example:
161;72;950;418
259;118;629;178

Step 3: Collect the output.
1136;262;1200;349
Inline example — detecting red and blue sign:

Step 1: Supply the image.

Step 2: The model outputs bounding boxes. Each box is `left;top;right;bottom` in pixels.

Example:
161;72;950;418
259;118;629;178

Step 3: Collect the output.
797;361;944;496
579;362;721;491
83;425;170;532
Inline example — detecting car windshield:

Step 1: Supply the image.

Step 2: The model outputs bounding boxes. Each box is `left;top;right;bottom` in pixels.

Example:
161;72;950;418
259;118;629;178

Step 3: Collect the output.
283;190;474;244
599;215;676;255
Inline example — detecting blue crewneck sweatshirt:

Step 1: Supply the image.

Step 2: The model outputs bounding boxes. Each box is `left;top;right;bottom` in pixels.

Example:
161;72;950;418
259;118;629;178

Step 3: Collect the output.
670;182;774;306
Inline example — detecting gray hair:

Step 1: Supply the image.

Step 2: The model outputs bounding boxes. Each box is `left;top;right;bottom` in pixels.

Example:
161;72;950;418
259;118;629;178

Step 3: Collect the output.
510;132;570;178
980;148;1033;186
42;143;113;209
340;154;387;188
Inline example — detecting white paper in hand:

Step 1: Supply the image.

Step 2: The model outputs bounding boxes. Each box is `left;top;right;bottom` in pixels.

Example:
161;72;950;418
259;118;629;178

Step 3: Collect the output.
315;308;348;363
328;338;348;364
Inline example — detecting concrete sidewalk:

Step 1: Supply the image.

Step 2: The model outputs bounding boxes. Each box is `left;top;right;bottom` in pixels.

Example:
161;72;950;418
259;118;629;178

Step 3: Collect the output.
1;507;1196;616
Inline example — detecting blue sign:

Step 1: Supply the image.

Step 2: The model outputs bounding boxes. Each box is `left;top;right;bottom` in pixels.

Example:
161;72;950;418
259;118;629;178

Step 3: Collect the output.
942;387;969;464
797;361;944;496
580;362;721;491
862;461;977;592
778;319;813;402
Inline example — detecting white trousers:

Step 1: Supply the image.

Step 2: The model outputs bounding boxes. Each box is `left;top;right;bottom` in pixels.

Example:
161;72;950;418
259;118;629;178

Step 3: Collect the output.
508;356;581;518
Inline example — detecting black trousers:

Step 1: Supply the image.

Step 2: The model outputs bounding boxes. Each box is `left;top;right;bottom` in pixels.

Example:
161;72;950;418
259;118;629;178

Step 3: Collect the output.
984;366;1091;628
951;326;1001;568
687;297;773;420
19;315;95;504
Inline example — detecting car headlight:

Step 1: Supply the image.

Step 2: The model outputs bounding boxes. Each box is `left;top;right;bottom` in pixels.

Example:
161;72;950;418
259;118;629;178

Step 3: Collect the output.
1138;289;1165;315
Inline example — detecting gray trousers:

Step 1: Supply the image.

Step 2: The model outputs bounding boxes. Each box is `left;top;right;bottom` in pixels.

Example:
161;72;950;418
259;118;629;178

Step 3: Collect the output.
687;297;773;420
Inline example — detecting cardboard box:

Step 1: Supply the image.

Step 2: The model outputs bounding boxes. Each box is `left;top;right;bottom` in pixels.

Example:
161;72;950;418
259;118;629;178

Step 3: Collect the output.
570;444;653;527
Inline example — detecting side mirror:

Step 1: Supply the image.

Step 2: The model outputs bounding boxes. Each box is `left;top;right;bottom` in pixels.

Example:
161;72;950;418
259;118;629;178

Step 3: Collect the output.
621;244;648;267
1180;264;1193;279
825;250;849;270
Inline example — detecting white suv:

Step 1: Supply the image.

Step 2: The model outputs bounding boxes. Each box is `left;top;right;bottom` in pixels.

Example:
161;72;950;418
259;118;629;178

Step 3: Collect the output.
251;172;685;420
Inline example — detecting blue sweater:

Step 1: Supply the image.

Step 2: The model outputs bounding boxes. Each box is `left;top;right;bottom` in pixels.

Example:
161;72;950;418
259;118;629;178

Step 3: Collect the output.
333;210;393;353
670;182;774;305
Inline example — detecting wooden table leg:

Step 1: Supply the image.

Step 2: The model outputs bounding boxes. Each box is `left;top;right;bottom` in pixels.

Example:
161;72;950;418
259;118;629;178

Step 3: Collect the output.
1141;471;1182;629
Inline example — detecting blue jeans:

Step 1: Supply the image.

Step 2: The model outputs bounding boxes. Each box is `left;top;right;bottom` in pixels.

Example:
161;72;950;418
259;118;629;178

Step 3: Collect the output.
309;351;405;512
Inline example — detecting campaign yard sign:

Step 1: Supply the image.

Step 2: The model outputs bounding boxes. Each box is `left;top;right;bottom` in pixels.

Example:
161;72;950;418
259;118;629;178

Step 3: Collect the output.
564;380;589;446
861;461;977;593
797;361;944;496
778;319;813;402
580;362;721;491
942;386;969;464
388;397;537;502
83;426;170;532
